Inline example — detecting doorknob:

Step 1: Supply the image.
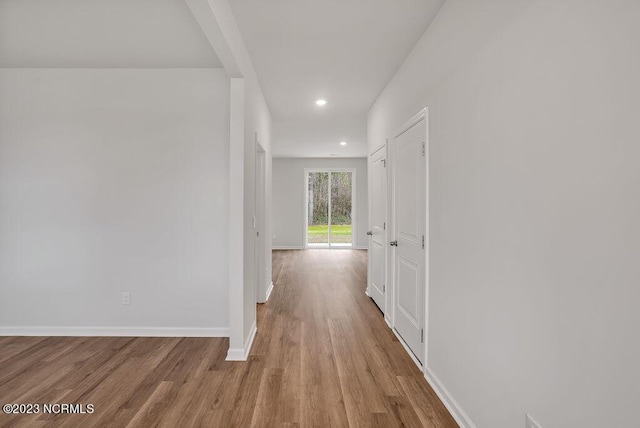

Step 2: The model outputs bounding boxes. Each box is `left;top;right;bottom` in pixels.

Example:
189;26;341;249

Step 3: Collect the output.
366;231;373;236
390;240;398;246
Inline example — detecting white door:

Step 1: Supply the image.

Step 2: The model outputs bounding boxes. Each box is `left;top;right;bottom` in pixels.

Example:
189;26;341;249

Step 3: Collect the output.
368;145;387;312
392;113;426;364
255;143;267;303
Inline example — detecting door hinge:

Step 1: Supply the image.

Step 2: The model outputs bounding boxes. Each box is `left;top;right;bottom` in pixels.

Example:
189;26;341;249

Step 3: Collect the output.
383;159;386;167
383;222;386;230
422;141;425;156
257;231;260;237
422;235;425;249
421;329;424;343
383;284;386;292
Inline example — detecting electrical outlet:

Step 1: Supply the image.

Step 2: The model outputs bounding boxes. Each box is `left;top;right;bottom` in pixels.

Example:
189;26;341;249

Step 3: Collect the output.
122;292;131;305
526;414;542;428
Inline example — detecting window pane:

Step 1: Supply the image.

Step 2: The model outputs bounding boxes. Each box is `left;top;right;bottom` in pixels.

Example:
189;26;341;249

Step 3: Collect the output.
330;172;352;247
307;172;329;246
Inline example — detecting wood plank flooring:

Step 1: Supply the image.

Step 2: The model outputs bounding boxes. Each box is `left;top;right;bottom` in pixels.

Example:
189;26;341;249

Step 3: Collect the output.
0;249;457;427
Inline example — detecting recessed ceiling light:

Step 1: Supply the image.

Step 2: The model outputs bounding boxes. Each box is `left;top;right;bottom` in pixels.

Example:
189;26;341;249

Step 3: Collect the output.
315;99;327;106
340;141;347;146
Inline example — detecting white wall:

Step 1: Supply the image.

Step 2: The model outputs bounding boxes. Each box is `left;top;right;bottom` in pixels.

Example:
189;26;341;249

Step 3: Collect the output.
0;69;231;334
272;158;368;249
242;76;272;342
368;1;640;427
201;0;273;356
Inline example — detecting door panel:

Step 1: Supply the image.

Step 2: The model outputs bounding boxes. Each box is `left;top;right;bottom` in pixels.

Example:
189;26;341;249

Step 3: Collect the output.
393;117;426;364
396;142;421;243
368;146;386;312
397;256;419;323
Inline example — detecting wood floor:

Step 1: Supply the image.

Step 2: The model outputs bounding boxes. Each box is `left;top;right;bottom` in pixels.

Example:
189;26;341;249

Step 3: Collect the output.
0;249;457;427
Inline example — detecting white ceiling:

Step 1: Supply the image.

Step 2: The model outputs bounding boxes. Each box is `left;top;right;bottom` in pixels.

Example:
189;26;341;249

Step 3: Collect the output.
0;0;222;68
274;115;367;158
0;0;445;156
229;0;445;157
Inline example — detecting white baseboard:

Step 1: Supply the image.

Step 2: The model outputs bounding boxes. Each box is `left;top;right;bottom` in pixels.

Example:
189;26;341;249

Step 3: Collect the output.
384;317;471;427
392;327;423;370
225;321;257;361
272;246;305;250
265;281;274;301
0;326;229;337
384;316;392;329
354;246;368;250
258;281;274;304
424;366;476;428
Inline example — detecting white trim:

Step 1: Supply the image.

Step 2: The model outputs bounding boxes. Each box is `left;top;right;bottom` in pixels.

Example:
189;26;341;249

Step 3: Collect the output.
423;109;430;369
265;281;274;302
226;321;257;361
272;246;305;250
255;137;267;304
392;327;423;370
354;246;368;250
394;108;427;138
0;326;229;337
303;168;309;248
225;349;245;360
367;142;388;316
368;142;387;157
390;107;430;366
228;78;245;354
384;316;392;329
424;366;476;428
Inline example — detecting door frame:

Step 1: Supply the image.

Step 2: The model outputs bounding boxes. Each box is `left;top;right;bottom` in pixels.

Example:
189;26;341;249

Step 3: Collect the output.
367;142;389;318
389;107;430;370
303;168;357;249
255;139;267;303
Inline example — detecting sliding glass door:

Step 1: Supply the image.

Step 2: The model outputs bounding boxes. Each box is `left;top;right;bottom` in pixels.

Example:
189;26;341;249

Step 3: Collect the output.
307;171;330;245
306;169;354;248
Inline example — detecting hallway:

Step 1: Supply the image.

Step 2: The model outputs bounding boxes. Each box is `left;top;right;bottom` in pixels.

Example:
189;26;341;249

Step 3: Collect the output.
255;249;457;427
0;250;456;428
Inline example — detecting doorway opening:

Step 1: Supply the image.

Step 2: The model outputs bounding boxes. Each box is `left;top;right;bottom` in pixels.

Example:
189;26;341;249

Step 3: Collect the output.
305;169;355;248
